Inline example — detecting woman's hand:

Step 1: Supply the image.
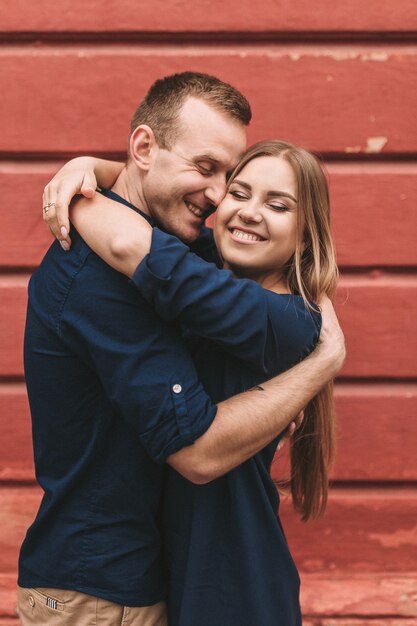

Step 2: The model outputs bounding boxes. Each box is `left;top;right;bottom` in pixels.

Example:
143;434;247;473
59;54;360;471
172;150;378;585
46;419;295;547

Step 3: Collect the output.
43;157;124;250
276;410;304;452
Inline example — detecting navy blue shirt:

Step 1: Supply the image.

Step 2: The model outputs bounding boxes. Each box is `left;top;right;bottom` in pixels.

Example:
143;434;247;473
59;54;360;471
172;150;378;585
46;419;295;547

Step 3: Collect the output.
132;229;322;626
19;193;217;607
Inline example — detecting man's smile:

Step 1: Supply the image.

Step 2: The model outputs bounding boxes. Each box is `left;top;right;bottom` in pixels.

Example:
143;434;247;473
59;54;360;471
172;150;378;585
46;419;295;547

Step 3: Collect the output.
185;201;206;218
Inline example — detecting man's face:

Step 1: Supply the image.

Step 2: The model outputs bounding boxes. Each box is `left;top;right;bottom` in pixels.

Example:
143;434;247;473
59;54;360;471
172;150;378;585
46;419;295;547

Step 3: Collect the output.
142;97;247;242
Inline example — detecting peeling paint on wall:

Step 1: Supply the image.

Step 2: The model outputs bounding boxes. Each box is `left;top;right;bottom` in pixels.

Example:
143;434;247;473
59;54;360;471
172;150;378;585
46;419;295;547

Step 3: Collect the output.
344;145;362;153
365;136;388;153
369;525;417;548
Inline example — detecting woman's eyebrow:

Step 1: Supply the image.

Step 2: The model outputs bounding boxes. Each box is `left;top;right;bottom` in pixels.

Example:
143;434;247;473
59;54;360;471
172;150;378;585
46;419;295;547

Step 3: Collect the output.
267;191;297;203
231;179;252;190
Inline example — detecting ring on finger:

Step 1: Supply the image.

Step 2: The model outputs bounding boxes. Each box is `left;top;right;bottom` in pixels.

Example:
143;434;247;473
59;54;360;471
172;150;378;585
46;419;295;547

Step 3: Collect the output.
43;201;56;213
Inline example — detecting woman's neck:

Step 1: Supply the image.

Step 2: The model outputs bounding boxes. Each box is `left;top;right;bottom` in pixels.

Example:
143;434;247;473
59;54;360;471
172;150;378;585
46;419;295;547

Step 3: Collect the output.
223;263;291;294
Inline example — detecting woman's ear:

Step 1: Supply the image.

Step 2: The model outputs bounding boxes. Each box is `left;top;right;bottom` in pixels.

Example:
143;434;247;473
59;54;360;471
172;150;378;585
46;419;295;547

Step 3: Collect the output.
129;125;157;171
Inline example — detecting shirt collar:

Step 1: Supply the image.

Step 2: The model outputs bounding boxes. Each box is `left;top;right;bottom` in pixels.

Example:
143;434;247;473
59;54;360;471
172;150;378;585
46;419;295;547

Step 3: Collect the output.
99;188;156;227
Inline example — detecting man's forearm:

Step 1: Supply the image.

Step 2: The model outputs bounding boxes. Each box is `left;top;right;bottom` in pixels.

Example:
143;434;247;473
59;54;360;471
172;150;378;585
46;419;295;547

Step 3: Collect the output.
168;340;343;483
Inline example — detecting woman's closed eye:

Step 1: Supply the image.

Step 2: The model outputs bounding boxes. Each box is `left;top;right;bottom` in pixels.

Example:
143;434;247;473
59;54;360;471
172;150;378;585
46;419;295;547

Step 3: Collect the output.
267;202;291;212
229;189;249;200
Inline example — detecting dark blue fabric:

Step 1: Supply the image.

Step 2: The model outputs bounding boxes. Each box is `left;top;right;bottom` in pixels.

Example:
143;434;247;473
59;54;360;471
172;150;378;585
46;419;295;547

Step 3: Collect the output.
18;200;217;607
132;229;322;626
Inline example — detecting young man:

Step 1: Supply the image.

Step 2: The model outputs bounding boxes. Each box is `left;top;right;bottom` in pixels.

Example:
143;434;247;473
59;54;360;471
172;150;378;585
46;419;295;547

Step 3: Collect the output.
19;72;345;626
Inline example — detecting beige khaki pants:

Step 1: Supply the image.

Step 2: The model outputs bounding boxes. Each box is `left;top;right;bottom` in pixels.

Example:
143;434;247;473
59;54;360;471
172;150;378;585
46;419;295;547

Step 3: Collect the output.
17;586;167;626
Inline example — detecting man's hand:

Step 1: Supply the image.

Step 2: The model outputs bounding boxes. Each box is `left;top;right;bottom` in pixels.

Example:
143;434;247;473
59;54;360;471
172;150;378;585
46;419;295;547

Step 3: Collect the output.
43;157;98;250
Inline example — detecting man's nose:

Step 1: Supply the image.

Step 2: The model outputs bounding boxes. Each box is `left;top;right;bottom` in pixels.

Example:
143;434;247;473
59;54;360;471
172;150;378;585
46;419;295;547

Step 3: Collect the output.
204;176;227;207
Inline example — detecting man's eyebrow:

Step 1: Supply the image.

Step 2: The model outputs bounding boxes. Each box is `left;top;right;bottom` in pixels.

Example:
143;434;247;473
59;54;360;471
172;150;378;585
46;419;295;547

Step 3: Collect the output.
195;154;237;173
194;154;220;163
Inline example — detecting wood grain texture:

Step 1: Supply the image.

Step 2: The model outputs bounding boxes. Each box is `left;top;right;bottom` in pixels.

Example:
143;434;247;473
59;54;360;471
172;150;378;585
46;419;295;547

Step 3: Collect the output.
280;488;417;574
0;385;34;481
332;384;417;480
329;163;417;267
271;383;417;482
0;278;28;378
2;163;417;269
335;276;417;378
2;570;416;622
301;574;417;617
2;486;416;574
1;0;417;33
2;383;416;482
0;47;415;154
1;487;416;618
2;276;416;377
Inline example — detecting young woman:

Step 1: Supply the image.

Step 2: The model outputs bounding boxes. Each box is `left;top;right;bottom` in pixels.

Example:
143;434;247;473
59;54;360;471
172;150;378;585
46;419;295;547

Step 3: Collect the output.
50;140;338;625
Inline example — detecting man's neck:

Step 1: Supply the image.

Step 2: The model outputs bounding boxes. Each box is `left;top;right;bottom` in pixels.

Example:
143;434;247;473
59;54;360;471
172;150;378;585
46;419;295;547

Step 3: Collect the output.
110;164;151;217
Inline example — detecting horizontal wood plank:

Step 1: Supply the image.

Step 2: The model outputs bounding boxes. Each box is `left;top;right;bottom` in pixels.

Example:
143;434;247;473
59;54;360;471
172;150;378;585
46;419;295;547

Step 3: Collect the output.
301;574;417;617
0;573;19;620
313;622;417;626
0;47;416;154
0;385;34;481
2;486;416;576
3;383;416;482
1;162;417;269
2;276;416;377
335;276;417;378
272;384;417;482
1;0;417;33
280;488;417;574
0;487;41;575
1;569;416;621
329;164;417;267
0;278;28;378
296;622;417;626
332;384;417;480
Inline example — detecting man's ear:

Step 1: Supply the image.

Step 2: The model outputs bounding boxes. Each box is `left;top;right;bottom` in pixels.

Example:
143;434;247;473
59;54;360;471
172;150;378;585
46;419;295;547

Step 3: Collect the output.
129;125;157;171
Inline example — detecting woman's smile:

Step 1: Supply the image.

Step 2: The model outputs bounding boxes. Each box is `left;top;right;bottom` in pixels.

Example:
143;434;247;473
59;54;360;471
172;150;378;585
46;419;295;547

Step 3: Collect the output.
228;226;267;243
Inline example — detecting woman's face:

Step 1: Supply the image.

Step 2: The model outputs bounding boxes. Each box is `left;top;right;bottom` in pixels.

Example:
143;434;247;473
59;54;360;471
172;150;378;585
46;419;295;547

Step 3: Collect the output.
214;155;300;290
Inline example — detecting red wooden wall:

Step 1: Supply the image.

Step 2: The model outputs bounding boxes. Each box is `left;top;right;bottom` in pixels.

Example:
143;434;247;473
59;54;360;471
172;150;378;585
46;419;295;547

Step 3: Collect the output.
1;2;416;624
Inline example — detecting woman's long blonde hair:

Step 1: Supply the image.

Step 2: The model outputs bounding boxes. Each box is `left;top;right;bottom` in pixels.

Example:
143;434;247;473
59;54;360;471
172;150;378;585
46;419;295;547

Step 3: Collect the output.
228;140;338;521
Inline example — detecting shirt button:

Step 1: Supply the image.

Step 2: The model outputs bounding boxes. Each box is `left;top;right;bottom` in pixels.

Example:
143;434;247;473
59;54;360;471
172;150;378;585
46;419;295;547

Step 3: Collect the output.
28;595;35;607
172;384;182;394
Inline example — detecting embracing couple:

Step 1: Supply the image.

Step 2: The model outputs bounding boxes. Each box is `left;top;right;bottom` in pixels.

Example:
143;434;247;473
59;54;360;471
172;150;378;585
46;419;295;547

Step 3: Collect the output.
18;72;345;626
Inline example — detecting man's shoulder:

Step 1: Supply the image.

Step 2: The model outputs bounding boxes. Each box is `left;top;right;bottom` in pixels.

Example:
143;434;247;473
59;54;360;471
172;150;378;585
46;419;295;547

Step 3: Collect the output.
29;230;142;331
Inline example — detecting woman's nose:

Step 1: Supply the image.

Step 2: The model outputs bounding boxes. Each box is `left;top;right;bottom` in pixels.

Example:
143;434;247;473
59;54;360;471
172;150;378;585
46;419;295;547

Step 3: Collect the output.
237;206;263;223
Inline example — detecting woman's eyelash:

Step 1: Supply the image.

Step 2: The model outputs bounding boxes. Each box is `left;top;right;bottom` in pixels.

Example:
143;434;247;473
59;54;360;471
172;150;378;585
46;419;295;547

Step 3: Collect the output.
269;203;289;212
229;190;247;199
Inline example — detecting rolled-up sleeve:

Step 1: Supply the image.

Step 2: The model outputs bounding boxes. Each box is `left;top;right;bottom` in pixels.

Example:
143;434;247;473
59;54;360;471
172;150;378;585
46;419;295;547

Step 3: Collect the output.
59;253;217;464
131;228;321;374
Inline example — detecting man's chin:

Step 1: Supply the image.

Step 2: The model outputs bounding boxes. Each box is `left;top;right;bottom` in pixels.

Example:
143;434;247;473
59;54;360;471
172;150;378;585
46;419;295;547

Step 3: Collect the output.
177;222;202;243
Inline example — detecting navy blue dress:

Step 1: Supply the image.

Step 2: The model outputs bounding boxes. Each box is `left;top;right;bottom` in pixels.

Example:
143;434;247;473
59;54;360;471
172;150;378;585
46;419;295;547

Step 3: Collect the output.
132;228;321;626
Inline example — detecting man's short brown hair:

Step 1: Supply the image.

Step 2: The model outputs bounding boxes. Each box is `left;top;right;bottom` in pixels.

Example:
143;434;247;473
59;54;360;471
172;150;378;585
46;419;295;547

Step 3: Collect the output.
129;71;251;150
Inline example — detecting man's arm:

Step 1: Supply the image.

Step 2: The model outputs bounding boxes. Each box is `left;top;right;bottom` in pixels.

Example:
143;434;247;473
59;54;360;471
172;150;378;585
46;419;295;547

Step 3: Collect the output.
169;297;344;483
